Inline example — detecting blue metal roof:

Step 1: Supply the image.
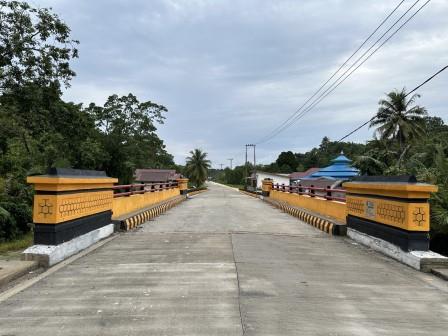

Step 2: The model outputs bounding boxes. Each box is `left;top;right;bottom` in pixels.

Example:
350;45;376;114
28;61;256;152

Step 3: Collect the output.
309;152;359;179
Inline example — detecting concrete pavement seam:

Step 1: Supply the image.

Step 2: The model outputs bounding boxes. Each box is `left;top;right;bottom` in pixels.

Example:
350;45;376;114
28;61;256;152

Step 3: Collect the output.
0;234;118;303
230;233;246;335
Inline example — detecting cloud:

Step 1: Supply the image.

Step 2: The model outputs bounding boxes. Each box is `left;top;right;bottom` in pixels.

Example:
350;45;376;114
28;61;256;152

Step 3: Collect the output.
35;0;448;167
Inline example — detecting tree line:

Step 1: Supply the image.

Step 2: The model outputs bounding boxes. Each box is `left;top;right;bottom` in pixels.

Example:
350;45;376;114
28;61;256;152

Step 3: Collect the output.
0;1;177;241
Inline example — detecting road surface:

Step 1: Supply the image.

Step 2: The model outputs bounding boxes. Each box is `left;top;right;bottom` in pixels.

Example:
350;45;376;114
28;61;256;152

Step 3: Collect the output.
1;182;447;335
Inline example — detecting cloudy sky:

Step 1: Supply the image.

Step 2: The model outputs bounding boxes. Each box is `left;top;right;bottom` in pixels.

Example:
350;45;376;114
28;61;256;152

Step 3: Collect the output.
34;0;448;167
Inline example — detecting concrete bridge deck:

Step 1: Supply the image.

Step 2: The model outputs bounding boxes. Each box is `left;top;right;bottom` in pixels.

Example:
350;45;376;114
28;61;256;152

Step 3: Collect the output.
1;182;448;335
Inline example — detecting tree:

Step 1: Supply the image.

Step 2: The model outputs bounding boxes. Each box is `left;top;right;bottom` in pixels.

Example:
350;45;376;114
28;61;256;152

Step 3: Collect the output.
370;88;427;157
0;1;79;90
85;94;173;182
185;149;211;187
276;151;298;173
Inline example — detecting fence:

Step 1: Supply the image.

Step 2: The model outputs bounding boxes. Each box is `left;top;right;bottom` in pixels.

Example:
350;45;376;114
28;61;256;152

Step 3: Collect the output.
272;183;346;202
113;181;179;198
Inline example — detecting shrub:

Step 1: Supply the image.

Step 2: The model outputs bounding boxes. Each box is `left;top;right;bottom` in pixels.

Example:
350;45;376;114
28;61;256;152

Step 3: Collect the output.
0;202;32;242
0;205;19;242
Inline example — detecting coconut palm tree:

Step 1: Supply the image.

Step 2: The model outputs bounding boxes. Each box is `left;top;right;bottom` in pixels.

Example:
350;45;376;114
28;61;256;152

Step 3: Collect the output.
185;149;211;187
370;88;427;154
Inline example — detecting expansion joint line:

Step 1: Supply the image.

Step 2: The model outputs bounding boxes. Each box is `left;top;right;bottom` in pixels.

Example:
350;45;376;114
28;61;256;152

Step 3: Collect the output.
230;233;246;335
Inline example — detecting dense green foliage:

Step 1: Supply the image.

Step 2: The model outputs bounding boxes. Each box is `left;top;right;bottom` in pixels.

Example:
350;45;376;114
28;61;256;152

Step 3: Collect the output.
0;2;174;242
185;149;211;187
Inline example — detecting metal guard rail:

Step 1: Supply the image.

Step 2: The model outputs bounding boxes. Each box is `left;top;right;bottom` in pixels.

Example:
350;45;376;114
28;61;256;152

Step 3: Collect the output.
272;183;346;202
113;181;179;198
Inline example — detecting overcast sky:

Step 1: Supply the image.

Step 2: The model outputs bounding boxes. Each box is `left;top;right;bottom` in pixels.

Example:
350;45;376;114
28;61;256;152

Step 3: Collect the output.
35;0;448;167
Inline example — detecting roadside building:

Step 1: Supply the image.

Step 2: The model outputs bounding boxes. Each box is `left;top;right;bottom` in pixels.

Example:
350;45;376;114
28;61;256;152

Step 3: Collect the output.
250;171;290;190
134;169;181;183
297;152;360;198
289;167;320;184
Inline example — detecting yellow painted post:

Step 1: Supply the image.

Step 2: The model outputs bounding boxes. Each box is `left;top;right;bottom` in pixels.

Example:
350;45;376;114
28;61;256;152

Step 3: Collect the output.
344;180;438;251
177;178;189;195
262;178;273;197
27;169;118;245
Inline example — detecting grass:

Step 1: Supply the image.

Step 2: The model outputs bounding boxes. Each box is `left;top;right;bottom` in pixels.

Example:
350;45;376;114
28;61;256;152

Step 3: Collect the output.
0;232;33;255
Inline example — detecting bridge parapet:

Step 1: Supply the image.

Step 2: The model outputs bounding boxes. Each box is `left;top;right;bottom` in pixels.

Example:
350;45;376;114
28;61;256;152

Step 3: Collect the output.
23;169;188;266
270;183;346;223
264;175;446;271
112;181;180;218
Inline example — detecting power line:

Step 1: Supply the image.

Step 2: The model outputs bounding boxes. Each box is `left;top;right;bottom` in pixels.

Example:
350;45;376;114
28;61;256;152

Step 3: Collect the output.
336;64;448;143
258;0;428;144
256;0;406;144
257;0;430;144
405;65;448;97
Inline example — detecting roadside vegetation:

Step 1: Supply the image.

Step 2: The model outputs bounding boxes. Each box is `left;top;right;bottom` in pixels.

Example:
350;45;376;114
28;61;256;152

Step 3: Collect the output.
185;149;211;187
0;2;178;244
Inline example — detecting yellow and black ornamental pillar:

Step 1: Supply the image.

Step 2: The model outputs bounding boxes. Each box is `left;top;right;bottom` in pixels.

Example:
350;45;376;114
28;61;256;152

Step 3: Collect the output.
177;178;189;195
344;176;438;251
262;178;273;197
27;168;118;245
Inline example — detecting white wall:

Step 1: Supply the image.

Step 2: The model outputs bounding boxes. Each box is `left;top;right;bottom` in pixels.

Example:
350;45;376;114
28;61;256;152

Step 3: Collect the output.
255;172;290;189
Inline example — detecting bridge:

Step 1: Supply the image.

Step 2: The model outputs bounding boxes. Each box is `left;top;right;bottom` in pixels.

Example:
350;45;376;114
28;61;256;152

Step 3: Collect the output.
1;173;448;335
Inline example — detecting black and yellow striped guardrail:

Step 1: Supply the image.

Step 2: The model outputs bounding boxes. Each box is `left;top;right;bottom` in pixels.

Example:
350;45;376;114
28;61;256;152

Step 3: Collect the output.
264;198;346;235
117;195;186;231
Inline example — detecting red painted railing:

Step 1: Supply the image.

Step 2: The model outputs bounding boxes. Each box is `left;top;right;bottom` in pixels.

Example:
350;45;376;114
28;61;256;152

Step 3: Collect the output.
272;183;346;202
113;181;179;198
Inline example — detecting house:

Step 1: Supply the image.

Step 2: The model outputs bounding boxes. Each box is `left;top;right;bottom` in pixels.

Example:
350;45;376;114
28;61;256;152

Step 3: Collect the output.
308;152;359;180
289;167;320;183
297;152;360;198
251;171;290;190
134;169;181;183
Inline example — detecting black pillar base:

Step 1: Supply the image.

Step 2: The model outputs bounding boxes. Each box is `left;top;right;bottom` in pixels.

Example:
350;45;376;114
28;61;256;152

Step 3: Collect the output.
34;211;112;245
262;191;270;197
347;215;429;251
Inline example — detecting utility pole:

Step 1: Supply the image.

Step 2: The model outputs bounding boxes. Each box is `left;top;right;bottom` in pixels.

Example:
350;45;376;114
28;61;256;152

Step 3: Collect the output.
246;144;256;188
245;145;249;188
227;158;233;169
219;163;224;170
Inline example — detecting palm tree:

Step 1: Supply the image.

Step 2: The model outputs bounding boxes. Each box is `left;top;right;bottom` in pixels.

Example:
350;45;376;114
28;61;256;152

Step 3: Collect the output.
185;149;211;187
370;88;427;155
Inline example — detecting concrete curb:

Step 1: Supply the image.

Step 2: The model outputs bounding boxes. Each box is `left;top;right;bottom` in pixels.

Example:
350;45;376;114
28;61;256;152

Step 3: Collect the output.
23;224;114;267
188;189;208;197
0;261;39;288
263;198;346;236
115;195;187;231
239;190;261;198
431;268;448;281
348;228;448;272
0;234;117;303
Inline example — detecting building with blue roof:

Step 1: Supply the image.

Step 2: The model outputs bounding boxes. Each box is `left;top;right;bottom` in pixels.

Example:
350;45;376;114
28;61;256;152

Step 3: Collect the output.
309;152;360;180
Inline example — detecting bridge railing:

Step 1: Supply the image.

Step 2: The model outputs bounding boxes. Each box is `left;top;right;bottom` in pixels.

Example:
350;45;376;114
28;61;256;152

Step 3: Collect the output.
113;181;179;198
272;183;346;202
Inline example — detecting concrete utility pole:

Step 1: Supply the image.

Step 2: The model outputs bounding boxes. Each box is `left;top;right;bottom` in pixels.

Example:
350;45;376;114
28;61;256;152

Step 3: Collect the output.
219;163;224;170
227;158;233;169
246;144;256;187
246;144;256;169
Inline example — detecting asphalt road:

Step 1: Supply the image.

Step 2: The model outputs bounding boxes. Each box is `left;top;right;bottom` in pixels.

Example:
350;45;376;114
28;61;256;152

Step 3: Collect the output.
1;182;447;335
